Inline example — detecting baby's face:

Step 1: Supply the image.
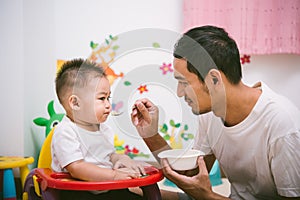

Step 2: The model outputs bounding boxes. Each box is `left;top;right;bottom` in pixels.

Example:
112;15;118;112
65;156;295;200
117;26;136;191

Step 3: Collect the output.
75;77;111;125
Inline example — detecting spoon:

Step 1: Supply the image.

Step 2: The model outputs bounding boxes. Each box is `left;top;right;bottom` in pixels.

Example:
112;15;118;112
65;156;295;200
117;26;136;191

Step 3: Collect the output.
111;111;123;116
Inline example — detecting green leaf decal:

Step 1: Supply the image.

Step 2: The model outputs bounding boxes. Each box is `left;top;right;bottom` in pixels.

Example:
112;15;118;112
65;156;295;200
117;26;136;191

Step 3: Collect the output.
124;81;131;86
152;42;160;48
115;146;125;150
112;45;119;51
163;135;170;140
184;124;188;131
170;119;175;127
175;123;181;128
160;124;168;133
188;133;194;139
90;41;98;49
109;35;118;41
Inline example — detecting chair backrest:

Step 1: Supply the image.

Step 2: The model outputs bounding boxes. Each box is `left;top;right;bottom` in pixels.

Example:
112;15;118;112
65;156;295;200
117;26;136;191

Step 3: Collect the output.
37;128;54;168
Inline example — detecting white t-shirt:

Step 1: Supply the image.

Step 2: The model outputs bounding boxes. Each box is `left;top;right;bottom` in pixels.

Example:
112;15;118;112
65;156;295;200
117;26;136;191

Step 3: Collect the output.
193;82;300;199
51;116;115;172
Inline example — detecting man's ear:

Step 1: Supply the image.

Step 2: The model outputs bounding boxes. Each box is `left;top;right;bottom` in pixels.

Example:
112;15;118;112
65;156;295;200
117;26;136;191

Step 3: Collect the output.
68;95;80;110
207;69;222;86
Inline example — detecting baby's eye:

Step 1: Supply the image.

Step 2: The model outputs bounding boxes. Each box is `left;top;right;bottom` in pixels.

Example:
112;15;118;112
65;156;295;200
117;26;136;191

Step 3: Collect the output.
98;96;111;101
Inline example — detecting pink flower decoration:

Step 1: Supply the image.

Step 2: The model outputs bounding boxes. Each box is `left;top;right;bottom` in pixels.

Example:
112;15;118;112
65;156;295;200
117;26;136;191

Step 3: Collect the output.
160;63;173;75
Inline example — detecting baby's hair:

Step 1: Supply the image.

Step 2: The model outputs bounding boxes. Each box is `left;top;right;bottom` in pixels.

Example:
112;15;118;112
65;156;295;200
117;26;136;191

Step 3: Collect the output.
55;58;106;105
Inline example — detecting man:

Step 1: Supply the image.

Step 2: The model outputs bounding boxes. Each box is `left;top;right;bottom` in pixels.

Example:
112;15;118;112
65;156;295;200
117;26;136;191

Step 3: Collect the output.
131;26;300;199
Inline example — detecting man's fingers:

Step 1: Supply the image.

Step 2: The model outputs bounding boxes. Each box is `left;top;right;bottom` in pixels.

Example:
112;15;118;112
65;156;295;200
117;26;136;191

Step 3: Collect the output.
197;156;208;175
161;158;184;183
141;98;154;109
136;102;151;123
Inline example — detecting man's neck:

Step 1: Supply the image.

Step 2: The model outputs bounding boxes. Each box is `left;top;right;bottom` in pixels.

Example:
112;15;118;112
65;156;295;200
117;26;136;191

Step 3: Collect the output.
223;83;262;127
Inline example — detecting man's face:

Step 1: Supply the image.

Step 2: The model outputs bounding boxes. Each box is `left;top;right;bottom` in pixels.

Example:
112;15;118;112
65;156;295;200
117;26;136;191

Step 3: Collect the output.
173;58;211;115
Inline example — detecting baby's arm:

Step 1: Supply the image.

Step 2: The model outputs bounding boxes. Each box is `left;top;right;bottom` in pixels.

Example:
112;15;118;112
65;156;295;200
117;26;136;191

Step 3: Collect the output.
110;153;146;176
65;159;138;181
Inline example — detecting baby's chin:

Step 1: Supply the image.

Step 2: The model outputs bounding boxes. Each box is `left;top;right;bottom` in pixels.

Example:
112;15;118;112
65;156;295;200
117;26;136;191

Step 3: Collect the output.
98;115;109;123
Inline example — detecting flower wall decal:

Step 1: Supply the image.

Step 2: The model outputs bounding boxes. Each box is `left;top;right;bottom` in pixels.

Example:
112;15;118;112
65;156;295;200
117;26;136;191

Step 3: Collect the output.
137;85;148;94
160;62;173;75
241;54;251;64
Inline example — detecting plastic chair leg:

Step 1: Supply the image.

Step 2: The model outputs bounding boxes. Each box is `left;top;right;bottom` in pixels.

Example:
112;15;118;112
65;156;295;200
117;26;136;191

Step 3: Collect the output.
141;183;162;200
19;165;31;189
41;188;59;200
22;170;41;200
3;169;16;200
1;170;3;200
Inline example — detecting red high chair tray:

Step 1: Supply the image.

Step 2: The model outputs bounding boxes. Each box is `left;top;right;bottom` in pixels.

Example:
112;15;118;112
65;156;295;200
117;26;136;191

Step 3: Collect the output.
35;166;164;191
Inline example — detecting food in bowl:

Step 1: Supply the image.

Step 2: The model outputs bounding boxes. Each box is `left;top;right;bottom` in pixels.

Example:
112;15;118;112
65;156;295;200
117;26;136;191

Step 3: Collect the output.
158;149;205;171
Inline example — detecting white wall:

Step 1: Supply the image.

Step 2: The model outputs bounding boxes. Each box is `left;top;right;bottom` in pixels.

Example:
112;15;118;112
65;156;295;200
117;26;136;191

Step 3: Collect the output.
0;0;24;156
54;0;183;59
0;0;299;167
0;0;183;166
243;54;300;108
23;0;56;165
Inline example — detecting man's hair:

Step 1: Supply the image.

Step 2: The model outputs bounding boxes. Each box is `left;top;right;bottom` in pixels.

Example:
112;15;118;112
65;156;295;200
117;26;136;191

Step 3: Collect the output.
55;58;106;105
173;25;242;84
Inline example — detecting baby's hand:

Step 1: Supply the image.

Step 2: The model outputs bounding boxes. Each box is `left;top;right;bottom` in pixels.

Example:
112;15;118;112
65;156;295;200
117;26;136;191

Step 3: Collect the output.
113;155;146;176
112;168;140;180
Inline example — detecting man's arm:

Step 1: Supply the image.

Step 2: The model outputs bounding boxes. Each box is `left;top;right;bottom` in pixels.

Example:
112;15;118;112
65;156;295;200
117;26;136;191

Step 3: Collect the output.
143;133;171;162
204;154;216;173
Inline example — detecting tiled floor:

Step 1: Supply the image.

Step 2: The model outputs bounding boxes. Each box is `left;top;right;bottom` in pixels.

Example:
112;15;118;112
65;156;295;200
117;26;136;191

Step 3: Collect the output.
157;178;231;197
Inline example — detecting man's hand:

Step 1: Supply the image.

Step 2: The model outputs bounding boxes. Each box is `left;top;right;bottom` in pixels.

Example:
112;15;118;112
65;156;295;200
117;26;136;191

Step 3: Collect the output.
161;157;229;200
131;98;170;162
131;98;159;138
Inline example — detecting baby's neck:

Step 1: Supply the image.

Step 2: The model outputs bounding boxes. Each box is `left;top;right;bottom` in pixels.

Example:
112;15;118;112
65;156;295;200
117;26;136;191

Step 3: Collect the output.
76;123;100;132
67;114;100;132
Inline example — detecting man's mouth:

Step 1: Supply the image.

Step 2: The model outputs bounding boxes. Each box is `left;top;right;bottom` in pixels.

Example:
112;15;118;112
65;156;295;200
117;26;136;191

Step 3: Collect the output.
185;98;192;106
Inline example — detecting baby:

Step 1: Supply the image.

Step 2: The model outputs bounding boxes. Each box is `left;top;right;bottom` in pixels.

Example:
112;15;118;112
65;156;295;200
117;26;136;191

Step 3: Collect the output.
51;58;144;199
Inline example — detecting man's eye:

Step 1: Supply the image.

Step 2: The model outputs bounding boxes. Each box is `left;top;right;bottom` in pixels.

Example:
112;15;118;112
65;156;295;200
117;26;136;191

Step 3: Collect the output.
179;81;188;87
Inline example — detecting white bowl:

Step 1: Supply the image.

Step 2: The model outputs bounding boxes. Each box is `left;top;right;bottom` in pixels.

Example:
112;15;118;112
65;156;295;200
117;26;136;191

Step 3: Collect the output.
158;149;205;171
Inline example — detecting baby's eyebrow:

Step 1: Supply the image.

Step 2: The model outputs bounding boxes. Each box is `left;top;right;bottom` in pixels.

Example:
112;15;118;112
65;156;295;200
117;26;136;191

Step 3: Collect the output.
96;91;111;95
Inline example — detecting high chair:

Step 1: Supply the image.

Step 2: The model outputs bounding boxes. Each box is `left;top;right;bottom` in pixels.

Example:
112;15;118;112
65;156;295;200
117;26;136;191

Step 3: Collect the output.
23;128;164;200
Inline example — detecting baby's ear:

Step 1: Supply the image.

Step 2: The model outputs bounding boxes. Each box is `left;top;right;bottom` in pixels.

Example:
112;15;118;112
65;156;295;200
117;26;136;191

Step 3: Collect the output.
68;95;80;110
